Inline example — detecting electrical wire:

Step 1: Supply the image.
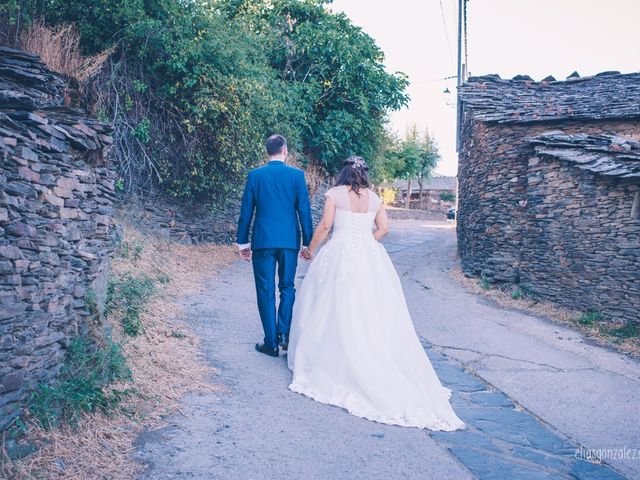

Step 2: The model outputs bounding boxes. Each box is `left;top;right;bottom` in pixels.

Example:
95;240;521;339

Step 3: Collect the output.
412;75;457;84
439;0;456;71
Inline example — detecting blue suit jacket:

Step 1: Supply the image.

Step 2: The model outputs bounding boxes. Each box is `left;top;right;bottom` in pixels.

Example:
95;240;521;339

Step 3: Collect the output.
236;161;313;250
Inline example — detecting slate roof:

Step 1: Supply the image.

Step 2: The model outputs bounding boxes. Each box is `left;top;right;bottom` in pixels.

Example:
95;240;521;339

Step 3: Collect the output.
527;131;640;178
458;71;640;124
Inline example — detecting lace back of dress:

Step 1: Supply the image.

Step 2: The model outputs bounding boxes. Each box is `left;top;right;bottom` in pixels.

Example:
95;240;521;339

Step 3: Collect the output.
327;186;380;214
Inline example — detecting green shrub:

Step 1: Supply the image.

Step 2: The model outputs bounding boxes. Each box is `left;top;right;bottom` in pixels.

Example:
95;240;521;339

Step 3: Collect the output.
576;310;602;326
85;288;98;316
440;191;456;202
5;0;407;201
116;240;144;262
106;274;155;336
30;337;131;429
156;272;171;285
605;321;639;339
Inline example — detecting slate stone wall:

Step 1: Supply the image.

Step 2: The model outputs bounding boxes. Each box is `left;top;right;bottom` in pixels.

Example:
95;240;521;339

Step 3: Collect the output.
118;174;329;245
0;48;116;430
457;117;640;321
117;194;239;245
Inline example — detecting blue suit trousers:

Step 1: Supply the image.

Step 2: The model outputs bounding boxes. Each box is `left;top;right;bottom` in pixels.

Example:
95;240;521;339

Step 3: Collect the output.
252;248;298;350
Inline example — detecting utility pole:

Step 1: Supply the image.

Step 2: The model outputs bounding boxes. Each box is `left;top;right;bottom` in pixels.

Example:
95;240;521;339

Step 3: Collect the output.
454;0;465;227
455;0;464;152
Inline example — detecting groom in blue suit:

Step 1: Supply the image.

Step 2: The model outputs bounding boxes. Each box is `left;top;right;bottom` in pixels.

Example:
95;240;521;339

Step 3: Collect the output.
237;134;314;357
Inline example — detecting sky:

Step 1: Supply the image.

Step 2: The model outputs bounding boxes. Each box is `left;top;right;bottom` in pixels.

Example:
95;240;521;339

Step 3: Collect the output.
329;0;640;176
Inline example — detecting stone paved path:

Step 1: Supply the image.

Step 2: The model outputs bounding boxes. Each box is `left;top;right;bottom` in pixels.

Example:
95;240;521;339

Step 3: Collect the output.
135;220;640;479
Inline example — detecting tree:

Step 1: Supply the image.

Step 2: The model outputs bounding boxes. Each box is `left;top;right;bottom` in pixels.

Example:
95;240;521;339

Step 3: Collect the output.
219;0;410;173
369;130;404;184
394;124;440;208
415;130;440;208
5;0;408;202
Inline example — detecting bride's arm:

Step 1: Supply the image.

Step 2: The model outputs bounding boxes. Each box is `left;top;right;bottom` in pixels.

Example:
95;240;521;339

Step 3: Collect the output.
307;196;336;256
373;203;390;241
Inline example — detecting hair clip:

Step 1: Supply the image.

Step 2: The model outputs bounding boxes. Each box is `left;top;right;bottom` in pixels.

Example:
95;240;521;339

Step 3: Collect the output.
351;158;366;169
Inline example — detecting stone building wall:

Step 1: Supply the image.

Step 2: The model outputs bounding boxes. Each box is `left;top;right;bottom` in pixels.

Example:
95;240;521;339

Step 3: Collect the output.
457;116;640;321
456;117;530;283
520;152;639;319
0;48;116;430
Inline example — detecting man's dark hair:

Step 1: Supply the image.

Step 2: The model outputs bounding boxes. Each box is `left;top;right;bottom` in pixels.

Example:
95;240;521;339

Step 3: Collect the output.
265;134;287;156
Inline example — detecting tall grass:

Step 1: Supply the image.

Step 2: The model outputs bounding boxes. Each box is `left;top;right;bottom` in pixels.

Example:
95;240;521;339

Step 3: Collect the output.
106;274;156;336
19;21;112;81
30;337;131;430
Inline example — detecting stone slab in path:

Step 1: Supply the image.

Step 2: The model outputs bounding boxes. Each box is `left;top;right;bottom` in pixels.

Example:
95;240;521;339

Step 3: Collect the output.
425;345;626;479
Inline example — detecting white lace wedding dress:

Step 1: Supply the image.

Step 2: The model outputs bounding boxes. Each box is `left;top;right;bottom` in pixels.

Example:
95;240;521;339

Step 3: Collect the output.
287;186;466;431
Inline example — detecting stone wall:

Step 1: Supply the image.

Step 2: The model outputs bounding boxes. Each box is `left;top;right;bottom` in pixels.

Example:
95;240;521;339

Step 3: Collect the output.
457;117;640;321
117;194;239;245
0;48;116;430
117;175;329;246
520;153;639;319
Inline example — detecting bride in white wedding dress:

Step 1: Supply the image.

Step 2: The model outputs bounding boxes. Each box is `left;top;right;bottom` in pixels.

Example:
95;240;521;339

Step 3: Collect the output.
287;157;465;431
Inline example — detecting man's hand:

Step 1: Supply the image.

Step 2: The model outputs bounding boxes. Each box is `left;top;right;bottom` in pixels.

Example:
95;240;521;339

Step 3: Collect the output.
300;248;313;261
239;247;252;261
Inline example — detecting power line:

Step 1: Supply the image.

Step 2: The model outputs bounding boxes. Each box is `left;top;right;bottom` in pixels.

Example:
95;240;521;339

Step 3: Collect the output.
412;75;457;84
439;0;455;71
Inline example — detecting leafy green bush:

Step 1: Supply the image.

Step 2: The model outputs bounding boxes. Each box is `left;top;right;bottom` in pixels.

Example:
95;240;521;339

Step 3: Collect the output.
440;191;456;202
221;0;409;174
30;337;131;429
576;310;602;326
116;240;144;262
479;273;491;290
606;321;639;339
4;0;408;201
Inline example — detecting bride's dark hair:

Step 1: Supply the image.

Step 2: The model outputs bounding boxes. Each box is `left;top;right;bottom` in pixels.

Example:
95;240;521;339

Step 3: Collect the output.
335;156;370;196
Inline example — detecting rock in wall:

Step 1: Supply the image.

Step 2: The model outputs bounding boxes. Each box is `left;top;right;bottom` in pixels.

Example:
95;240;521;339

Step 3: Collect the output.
0;47;116;430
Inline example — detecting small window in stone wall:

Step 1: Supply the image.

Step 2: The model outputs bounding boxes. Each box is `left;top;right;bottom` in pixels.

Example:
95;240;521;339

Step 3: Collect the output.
632;191;640;220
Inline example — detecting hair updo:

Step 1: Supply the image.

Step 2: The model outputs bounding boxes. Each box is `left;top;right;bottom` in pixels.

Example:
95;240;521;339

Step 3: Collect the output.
335;156;370;196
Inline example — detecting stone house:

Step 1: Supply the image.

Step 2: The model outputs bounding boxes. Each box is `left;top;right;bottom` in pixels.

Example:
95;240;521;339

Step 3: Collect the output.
457;71;640;322
383;174;457;209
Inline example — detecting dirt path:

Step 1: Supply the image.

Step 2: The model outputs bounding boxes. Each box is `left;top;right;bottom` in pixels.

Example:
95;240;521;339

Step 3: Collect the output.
135;220;639;479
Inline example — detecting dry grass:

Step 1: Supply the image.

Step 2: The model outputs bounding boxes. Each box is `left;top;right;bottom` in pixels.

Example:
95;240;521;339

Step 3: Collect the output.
3;220;235;479
450;264;640;357
19;22;113;82
303;161;328;198
285;155;328;197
